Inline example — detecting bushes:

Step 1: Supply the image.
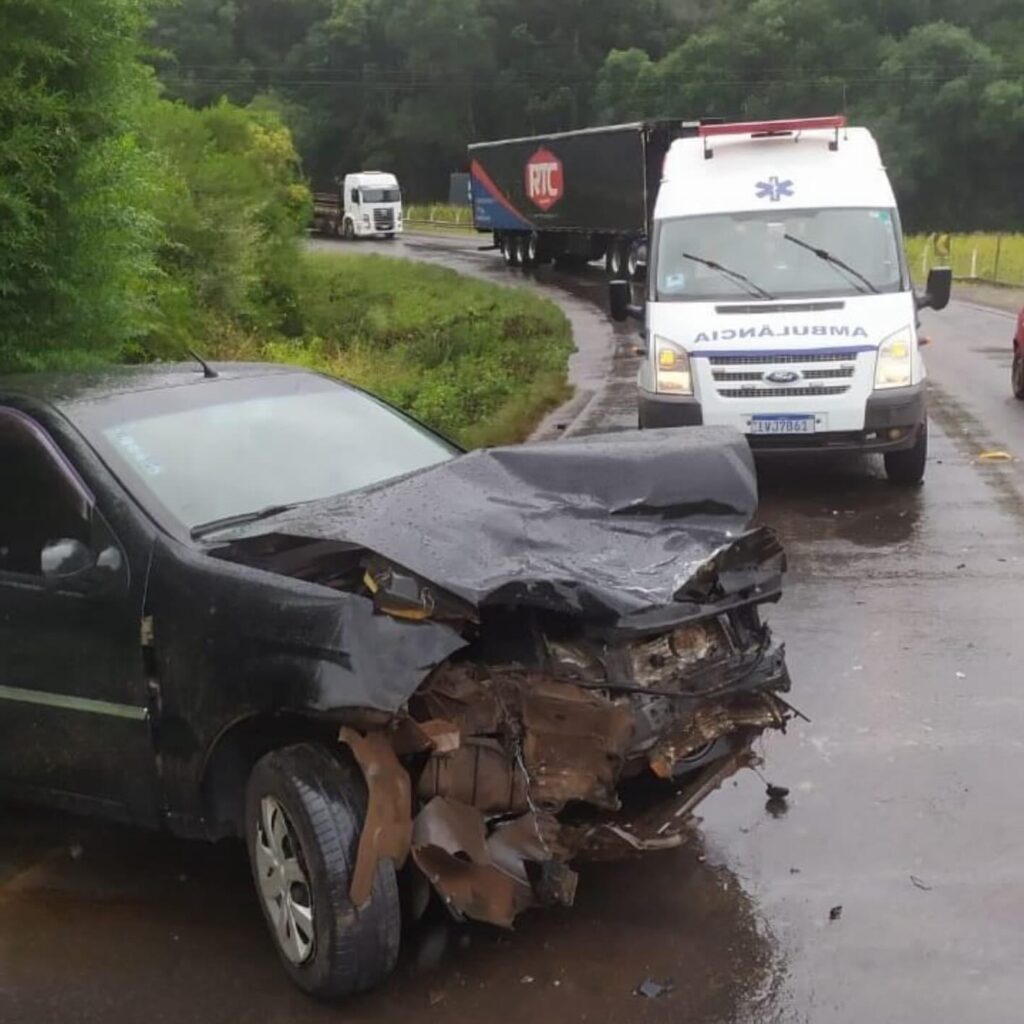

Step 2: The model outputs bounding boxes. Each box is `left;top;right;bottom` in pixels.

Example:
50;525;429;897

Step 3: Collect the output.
216;253;573;447
136;97;311;357
0;0;161;370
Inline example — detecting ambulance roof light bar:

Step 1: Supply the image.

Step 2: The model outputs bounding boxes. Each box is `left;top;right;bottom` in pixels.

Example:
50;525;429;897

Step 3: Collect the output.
700;115;847;159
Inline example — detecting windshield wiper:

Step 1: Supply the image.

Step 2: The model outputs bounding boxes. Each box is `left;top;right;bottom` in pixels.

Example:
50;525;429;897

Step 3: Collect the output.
783;234;880;295
681;253;774;300
190;503;298;540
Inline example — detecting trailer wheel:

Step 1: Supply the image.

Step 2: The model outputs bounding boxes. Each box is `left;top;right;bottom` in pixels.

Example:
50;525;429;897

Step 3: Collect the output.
627;242;647;281
501;235;520;267
605;241;627;278
517;235;533;267
526;233;541;267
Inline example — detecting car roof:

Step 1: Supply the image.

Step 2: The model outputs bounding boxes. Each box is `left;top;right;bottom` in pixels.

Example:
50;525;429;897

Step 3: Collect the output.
0;361;313;410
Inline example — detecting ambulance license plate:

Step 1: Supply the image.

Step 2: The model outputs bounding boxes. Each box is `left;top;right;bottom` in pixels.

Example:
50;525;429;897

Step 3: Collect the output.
748;415;816;435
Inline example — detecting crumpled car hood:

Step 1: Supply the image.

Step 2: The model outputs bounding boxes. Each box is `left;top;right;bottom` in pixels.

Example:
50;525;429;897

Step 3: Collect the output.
205;426;768;625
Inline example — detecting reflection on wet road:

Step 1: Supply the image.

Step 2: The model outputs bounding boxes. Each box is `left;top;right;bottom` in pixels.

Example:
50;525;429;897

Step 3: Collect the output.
3;233;1023;1023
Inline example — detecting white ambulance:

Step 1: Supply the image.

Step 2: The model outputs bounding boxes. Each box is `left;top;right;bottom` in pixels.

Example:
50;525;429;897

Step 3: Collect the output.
611;116;951;484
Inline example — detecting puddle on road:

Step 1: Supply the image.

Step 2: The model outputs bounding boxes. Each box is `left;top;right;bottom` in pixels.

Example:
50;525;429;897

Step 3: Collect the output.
0;802;791;1024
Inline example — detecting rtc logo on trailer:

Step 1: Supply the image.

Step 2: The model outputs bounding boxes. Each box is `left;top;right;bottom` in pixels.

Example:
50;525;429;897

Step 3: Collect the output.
525;148;563;210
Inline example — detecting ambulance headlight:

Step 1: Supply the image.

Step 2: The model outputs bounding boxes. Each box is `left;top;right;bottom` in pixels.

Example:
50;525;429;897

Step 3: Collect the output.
654;336;693;395
874;327;913;390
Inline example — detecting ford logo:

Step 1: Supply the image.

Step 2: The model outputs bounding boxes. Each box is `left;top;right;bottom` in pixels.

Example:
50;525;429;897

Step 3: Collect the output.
764;369;802;384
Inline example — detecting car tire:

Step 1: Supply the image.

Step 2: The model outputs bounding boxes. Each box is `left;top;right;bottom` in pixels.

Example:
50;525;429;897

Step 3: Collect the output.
884;421;928;486
1012;349;1024;399
245;743;401;1000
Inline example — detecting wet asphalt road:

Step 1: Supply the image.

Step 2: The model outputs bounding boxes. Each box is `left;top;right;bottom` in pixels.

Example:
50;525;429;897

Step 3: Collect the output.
3;234;1023;1023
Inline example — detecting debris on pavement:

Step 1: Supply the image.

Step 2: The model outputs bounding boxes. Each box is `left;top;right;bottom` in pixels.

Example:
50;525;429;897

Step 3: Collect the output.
635;977;675;999
910;875;932;891
829;905;843;921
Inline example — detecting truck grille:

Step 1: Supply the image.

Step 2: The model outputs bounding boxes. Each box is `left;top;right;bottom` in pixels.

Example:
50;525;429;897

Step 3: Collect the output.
709;349;860;399
373;209;395;230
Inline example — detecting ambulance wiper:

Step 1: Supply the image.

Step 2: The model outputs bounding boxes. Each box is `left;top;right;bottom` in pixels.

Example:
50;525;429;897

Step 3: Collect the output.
681;253;774;300
783;234;880;295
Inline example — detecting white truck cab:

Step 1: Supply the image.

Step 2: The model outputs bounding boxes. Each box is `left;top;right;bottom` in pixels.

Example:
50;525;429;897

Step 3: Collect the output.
614;116;951;484
341;171;403;239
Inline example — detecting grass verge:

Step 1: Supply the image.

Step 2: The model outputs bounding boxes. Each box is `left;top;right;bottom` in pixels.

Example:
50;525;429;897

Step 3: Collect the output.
906;233;1024;287
212;252;573;447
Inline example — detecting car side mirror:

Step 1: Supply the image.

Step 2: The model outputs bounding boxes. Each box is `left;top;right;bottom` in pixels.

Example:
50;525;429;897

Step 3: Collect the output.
40;538;122;592
917;267;952;312
609;279;644;323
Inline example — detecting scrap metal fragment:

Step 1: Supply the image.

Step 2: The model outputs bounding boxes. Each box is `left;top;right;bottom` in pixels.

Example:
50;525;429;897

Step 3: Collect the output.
487;812;577;907
573;747;756;858
339;726;413;907
418;664;503;735
518;677;634;811
649;696;784;779
411;797;534;927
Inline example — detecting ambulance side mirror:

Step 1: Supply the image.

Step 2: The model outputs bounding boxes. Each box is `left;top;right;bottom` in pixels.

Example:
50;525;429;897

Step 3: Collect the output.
917;267;952;312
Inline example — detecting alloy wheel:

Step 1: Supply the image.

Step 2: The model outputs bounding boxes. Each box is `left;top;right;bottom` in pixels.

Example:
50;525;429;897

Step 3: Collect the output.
254;795;316;965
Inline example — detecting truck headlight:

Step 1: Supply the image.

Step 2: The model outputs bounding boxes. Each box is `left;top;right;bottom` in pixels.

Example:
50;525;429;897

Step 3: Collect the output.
874;327;914;390
654;336;693;395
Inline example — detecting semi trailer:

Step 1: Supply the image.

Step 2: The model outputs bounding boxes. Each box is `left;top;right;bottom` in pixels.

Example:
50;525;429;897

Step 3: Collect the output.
468;121;703;275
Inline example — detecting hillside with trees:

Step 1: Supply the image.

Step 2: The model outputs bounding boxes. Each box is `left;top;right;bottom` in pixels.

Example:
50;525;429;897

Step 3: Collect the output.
149;0;1024;228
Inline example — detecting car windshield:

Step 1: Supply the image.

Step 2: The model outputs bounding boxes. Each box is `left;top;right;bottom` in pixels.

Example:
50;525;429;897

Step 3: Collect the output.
74;374;456;534
654;207;904;302
361;188;400;203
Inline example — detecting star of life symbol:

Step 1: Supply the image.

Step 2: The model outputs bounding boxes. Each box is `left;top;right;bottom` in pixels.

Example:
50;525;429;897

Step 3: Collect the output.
755;176;794;202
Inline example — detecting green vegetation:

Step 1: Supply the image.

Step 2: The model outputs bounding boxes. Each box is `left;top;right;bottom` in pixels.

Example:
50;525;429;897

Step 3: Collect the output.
151;0;1024;231
216;253;572;447
906;233;1024;286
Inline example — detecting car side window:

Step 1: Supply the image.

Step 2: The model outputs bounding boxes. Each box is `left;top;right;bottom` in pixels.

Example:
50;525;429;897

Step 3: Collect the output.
0;409;92;578
350;189;359;203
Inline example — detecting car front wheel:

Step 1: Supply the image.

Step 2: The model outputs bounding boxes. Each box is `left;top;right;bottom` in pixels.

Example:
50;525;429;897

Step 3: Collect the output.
245;743;401;1000
1012;349;1024;399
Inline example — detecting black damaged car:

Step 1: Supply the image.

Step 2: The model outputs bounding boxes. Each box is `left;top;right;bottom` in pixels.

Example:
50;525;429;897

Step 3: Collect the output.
0;362;795;999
